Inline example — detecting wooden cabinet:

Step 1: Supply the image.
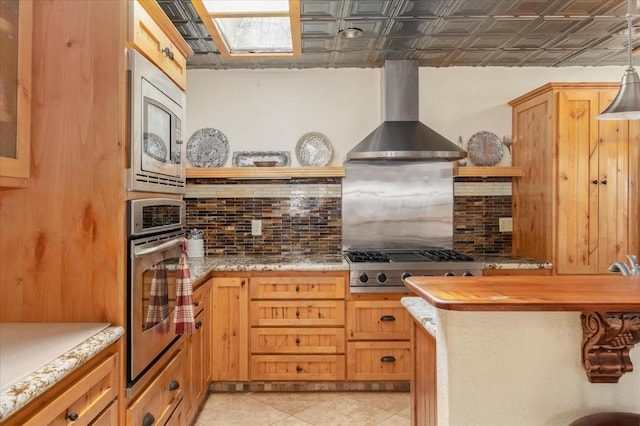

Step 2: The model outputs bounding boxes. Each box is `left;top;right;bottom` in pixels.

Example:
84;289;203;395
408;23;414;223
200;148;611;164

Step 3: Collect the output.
345;296;411;381
0;0;31;188
185;281;211;423
126;343;186;426
2;344;119;426
129;0;191;90
411;318;437;426
211;275;249;381
509;83;639;274
249;272;347;381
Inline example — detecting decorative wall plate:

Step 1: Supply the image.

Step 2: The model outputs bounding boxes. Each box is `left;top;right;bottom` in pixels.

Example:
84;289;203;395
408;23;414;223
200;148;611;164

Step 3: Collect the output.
232;151;291;167
467;131;503;166
295;132;333;166
186;128;229;167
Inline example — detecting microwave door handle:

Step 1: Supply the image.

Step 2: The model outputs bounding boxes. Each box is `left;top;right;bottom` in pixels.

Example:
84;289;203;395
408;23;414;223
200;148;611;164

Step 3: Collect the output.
134;238;185;258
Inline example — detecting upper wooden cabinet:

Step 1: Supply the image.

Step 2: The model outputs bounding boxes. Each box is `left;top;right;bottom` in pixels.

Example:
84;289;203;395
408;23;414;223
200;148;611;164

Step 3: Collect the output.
129;0;192;90
0;0;32;188
509;83;639;274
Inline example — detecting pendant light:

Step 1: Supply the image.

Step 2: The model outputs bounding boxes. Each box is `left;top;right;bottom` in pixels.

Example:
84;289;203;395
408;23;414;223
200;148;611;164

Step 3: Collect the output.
596;0;640;120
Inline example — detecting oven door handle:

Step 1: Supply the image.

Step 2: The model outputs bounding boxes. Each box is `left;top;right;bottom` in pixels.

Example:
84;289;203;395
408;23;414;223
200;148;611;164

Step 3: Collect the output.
134;238;185;258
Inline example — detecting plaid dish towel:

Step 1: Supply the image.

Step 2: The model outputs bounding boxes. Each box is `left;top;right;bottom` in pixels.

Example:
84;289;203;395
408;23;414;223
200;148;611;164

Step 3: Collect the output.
174;239;195;334
145;262;169;328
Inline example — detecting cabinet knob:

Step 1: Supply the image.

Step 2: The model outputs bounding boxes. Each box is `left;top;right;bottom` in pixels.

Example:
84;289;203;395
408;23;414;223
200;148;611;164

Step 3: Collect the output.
295;338;300;344
241;280;246;287
295;286;300;292
296;366;303;373
194;301;200;307
142;413;155;426
592;179;598;184
65;412;79;421
381;356;396;363
162;47;174;60
380;315;396;322
169;380;180;391
601;179;607;185
195;321;202;330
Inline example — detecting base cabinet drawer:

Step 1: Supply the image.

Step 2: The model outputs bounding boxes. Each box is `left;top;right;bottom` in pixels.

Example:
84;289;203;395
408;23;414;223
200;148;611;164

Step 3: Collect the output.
250;355;346;381
251;328;345;354
17;352;119;426
347;342;411;381
127;348;185;426
250;300;345;326
347;300;411;341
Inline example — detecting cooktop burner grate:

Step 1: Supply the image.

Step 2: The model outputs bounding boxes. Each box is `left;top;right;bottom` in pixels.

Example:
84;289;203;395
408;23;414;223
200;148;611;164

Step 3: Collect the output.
344;249;474;263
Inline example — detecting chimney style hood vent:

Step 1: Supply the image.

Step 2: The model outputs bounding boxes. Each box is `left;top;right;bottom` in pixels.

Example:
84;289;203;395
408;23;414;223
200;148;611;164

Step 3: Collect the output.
347;60;467;162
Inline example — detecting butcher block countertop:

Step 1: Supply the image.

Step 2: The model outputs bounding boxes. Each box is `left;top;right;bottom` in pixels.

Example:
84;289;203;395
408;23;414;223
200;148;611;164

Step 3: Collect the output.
403;275;640;312
0;323;124;421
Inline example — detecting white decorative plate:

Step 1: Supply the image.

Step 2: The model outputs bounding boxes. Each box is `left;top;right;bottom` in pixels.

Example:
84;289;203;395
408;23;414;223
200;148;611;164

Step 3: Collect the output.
467;131;503;166
295;132;333;166
186;128;229;167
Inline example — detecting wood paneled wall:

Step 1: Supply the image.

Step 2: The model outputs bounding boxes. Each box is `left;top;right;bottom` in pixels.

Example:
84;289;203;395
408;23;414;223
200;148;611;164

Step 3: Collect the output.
0;0;127;324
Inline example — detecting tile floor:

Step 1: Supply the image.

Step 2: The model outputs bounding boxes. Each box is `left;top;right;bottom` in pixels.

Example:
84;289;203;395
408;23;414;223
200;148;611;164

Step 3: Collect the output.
193;391;411;426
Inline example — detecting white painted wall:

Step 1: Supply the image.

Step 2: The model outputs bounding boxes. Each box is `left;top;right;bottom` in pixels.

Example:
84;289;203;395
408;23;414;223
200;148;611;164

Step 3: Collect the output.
186;66;624;167
435;309;640;426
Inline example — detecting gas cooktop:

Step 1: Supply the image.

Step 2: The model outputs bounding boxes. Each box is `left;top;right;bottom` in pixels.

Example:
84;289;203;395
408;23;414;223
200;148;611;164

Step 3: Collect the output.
344;248;483;293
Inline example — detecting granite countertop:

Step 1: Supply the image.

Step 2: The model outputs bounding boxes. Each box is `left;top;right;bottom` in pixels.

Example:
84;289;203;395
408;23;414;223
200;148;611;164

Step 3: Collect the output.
186;254;349;282
473;254;552;270
0;323;124;421
401;296;438;337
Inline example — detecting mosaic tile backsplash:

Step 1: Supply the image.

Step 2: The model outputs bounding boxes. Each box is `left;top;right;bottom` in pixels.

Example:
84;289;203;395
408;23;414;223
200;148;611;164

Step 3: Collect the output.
185;178;342;257
453;177;513;256
185;176;513;258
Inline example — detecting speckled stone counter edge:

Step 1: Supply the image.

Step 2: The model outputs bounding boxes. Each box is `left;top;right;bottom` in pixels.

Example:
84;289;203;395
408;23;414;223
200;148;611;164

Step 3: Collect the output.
401;297;438;337
0;326;125;421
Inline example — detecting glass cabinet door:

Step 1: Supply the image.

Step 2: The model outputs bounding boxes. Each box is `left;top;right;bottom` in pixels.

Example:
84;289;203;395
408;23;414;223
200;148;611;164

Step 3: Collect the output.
0;0;31;186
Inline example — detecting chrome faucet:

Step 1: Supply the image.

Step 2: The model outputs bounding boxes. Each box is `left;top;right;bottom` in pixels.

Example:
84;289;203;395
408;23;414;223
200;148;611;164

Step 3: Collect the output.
608;255;639;276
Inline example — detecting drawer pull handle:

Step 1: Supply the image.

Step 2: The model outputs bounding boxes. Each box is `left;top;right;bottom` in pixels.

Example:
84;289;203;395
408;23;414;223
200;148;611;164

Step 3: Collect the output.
380;315;396;322
169;380;180;391
295;338;300;344
296;366;303;373
142;413;155;426
381;356;396;363
162;47;174;60
295;286;300;292
65;412;79;421
194;301;200;307
195;321;202;330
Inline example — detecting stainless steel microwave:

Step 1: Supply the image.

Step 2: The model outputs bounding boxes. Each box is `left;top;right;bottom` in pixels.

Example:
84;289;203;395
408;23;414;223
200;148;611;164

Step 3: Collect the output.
127;49;186;194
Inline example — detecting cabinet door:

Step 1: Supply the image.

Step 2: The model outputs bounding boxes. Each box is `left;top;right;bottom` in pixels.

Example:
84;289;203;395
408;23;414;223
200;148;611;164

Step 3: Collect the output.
556;90;601;274
597;91;636;272
211;277;249;381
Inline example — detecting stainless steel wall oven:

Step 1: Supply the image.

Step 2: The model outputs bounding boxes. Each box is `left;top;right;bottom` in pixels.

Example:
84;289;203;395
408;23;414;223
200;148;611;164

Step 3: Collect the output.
126;198;186;387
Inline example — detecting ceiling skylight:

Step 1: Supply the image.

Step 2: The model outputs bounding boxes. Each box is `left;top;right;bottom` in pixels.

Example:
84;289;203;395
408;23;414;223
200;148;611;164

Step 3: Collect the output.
191;0;301;58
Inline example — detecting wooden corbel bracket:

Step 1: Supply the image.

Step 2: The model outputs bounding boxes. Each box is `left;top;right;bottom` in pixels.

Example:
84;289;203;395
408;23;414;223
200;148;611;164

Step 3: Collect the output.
581;311;640;383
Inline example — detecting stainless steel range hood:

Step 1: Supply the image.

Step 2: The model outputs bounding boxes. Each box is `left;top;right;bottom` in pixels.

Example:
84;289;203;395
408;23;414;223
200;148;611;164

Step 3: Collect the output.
347;60;467;162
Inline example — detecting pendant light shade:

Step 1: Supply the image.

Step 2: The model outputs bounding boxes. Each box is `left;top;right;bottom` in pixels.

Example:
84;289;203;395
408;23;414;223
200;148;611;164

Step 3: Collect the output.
596;0;640;120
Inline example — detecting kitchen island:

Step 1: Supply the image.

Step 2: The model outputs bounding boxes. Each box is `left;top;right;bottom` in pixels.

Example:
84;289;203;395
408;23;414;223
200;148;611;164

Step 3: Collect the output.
402;275;640;426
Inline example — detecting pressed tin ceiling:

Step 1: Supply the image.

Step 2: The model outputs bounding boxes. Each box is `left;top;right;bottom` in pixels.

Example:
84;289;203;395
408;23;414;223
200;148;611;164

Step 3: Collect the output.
157;0;640;69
